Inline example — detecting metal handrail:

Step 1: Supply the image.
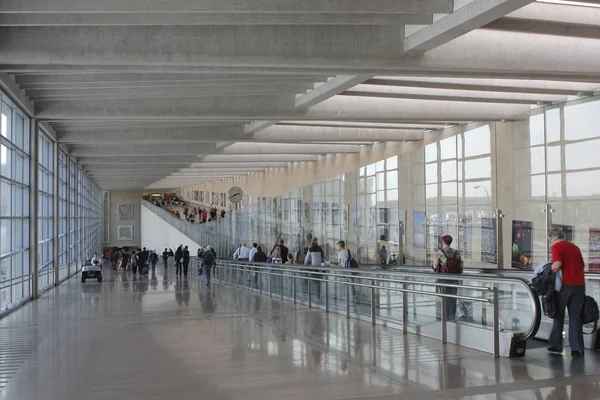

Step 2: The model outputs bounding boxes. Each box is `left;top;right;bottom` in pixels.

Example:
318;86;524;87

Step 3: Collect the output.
215;260;502;357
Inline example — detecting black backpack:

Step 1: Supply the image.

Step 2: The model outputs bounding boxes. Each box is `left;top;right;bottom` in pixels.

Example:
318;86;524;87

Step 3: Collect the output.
582;295;599;334
346;249;359;269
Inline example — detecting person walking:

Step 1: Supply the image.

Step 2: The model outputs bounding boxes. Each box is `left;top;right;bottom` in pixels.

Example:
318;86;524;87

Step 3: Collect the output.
130;250;139;274
162;248;169;269
202;246;217;287
304;237;326;299
248;243;258;262
175;245;183;276
182;246;190;277
149;250;158;273
432;235;463;321
547;229;586;357
233;242;251;261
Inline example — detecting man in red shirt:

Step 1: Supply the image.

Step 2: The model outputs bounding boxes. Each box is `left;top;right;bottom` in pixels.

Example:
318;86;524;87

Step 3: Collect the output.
548;229;586;357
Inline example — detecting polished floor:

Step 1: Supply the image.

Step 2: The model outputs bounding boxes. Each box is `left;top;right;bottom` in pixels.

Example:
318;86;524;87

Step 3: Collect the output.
0;267;599;400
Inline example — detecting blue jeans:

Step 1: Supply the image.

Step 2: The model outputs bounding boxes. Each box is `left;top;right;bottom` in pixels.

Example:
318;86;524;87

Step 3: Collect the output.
203;264;211;286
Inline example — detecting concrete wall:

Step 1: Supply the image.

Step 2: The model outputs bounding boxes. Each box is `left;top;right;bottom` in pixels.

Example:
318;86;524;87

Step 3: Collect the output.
140;206;199;252
106;190;142;248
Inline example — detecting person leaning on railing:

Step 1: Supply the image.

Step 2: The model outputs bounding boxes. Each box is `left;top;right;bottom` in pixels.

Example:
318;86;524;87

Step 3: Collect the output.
432;235;463;321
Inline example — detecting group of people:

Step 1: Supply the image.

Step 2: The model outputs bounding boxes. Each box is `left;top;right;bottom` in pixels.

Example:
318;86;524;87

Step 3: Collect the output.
233;239;295;264
158;245;217;286
152;198;227;225
432;231;588;358
105;248;161;275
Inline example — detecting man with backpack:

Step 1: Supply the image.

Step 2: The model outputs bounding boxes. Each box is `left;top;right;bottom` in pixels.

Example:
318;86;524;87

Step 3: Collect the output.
547;229;586;357
432;235;463;321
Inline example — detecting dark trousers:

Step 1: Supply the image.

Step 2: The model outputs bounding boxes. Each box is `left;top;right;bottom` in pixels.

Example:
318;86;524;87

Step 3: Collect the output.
132;265;138;274
439;287;457;321
163;259;168;269
549;284;585;351
183;261;189;276
175;260;182;275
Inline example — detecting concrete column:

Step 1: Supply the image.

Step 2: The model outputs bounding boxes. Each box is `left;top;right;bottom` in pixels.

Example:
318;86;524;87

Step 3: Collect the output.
29;118;39;298
53;140;59;285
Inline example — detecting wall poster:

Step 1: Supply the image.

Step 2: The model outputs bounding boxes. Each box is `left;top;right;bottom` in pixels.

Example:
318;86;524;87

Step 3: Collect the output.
511;220;533;270
343;204;349;233
413;211;425;248
117;225;133;241
117;204;134;221
589;228;600;272
480;217;498;263
332;203;339;226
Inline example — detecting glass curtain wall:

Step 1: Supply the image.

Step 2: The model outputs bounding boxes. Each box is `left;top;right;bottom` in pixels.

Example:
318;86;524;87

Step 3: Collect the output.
69;158;77;266
180;94;600;272
0;91;31;312
58;150;68;281
37;131;54;292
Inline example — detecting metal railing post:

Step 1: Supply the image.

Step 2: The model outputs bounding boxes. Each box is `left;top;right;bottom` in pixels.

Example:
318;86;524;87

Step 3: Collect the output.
292;272;297;305
259;270;262;295
441;296;447;344
280;270;284;300
345;284;350;319
371;279;376;325
325;277;329;313
308;275;312;308
402;282;408;334
269;273;272;297
493;286;500;358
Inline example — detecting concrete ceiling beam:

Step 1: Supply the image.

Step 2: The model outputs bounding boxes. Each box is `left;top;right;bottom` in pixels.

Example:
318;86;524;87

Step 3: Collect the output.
404;0;533;53
34;95;295;120
1;25;406;67
0;12;434;26
1;0;452;13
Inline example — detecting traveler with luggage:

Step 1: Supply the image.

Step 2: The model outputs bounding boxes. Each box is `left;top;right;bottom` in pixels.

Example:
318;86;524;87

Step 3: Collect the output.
432;235;463;321
547;229;587;357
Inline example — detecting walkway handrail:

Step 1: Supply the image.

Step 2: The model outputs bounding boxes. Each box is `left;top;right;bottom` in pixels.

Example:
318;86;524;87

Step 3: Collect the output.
212;259;541;357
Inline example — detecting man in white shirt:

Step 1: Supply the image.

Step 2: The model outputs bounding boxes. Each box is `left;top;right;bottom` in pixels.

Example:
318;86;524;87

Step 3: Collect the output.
233;242;251;261
248;243;258;262
337;240;349;267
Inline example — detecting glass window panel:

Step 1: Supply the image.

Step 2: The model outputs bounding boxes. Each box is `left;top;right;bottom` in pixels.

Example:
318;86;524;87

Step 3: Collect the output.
565;139;600;171
528;146;546;175
547;173;562;199
441;160;457;182
376;172;385;191
546;145;561;173
426;183;438;200
386;156;398;170
425;163;438;184
564;100;600;142
425;143;437;163
375;160;385;172
1;219;11;255
566;170;600;197
441;182;458;200
464;157;491;180
464;125;491;157
1;102;12;140
1;180;10;217
440;136;456;160
386;170;398;190
1;145;11;178
464;180;492;200
366;163;376;176
529;113;545;146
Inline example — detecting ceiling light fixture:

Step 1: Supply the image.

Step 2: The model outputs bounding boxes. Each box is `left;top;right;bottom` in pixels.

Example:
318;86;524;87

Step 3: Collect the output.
537;0;600;8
